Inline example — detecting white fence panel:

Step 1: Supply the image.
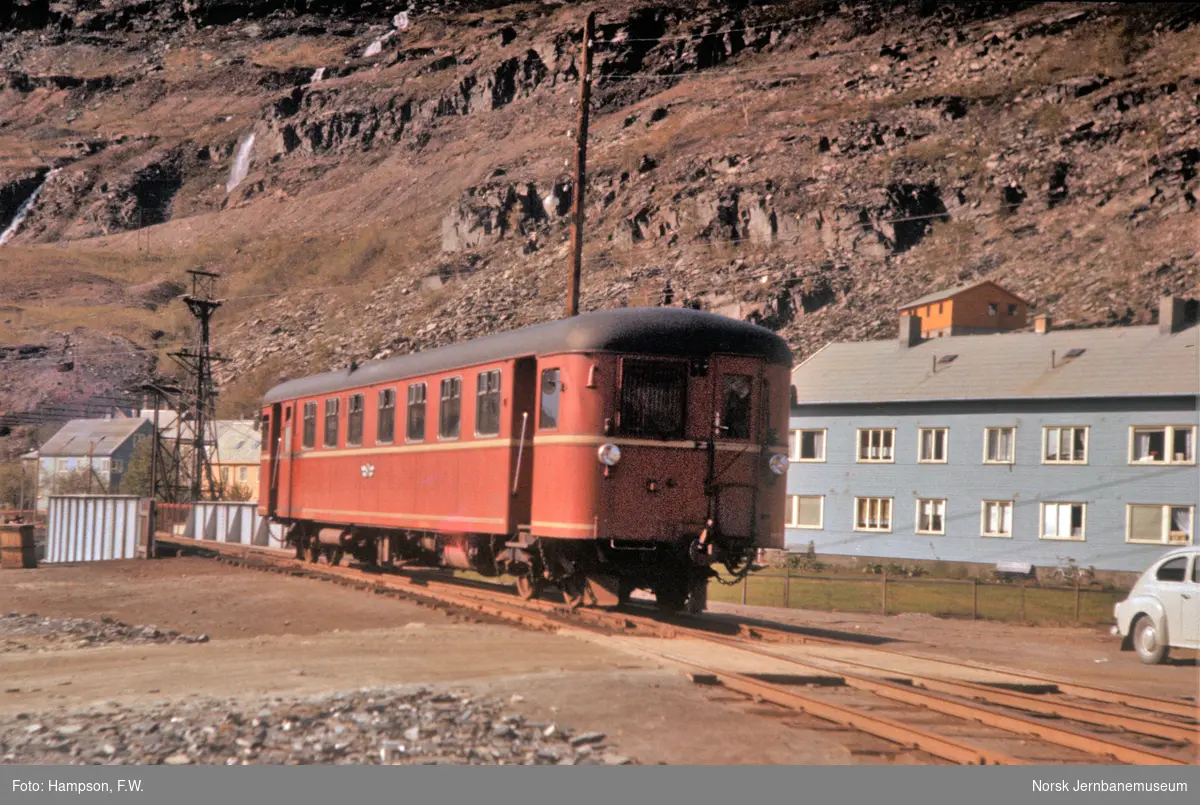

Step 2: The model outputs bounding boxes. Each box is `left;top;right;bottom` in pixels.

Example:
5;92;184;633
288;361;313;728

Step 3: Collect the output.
181;502;286;552
46;495;149;563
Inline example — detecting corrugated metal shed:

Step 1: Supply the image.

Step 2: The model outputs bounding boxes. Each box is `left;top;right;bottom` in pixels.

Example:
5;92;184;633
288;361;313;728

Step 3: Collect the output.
792;323;1199;404
39;418;152;457
45;495;148;562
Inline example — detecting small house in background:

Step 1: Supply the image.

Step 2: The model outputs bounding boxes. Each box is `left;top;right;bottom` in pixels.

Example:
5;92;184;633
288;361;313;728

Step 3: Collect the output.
210;420;262;499
34;418;154;510
899;280;1030;339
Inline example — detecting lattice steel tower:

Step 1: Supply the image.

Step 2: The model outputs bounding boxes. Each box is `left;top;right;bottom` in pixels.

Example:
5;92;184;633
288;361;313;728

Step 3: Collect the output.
168;269;228;501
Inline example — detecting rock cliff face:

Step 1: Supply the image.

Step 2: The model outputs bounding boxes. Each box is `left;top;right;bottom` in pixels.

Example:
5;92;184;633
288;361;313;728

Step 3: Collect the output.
0;1;1197;420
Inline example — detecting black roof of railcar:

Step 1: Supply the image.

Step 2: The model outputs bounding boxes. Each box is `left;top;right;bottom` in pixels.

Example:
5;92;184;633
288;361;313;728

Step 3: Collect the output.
263;307;792;404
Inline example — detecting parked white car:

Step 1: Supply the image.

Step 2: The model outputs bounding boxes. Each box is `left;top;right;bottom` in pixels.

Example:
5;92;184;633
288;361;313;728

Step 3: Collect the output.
1113;547;1200;664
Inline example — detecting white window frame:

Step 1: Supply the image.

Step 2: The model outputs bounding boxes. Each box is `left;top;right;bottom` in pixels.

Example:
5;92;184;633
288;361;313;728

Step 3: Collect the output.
56;458;68;473
915;498;947;535
856;428;895;464
1040;502;1087;541
1042;426;1089;465
1125;504;1194;546
982;426;1016;464
97;458;111;474
789;429;827;463
854;497;893;533
1128;425;1196;465
917;427;949;464
980;500;1014;538
786;494;824;530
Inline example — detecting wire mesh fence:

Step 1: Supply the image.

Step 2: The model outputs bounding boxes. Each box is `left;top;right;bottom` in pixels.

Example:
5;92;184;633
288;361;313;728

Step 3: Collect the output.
708;567;1125;626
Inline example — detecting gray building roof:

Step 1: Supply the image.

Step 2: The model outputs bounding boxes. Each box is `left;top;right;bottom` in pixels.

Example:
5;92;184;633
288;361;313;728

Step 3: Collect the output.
213;420;261;464
39;418;152;457
792;323;1199;405
899;280;1029;310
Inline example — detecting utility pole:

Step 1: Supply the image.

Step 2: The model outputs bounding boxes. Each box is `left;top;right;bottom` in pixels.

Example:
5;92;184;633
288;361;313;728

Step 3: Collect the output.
565;11;595;318
168;269;228;502
87;441;94;494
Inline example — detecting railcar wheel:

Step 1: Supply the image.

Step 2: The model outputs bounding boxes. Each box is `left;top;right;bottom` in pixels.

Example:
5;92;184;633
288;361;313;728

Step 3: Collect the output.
515;573;543;601
306;540;321;564
562;573;588;610
617;579;634;606
684;577;708;615
655;579;688;612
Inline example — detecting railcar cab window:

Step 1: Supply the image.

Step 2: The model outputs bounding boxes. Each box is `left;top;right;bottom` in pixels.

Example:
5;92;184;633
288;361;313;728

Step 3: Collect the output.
721;374;753;440
347;393;365;446
323;398;340;448
260;414;271;448
476;370;502;437
618;359;687;439
439;377;462;440
539;369;560;430
302;401;317;449
406;383;427;442
377;388;396;444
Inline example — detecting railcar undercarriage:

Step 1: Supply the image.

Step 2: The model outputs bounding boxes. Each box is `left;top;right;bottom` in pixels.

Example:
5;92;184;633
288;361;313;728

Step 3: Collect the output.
279;520;757;614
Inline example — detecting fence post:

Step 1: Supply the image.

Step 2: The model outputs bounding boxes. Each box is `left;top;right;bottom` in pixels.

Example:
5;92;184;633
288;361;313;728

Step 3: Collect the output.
1074;579;1081;625
972;578;978;620
881;570;888;615
784;562;791;609
1019;578;1026;622
741;572;748;606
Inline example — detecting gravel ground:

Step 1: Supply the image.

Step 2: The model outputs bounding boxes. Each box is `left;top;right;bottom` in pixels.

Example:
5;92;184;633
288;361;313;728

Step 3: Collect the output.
1;612;210;653
0;687;633;766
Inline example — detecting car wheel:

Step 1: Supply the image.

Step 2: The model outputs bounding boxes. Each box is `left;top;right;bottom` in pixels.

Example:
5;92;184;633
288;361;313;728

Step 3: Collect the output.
1132;615;1169;665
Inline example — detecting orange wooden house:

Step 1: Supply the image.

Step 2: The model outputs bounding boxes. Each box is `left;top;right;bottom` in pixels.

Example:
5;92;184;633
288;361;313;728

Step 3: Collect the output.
899;280;1030;339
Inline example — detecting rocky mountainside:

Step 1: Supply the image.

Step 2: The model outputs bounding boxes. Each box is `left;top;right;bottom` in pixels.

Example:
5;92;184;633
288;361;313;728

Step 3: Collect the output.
0;0;1197;430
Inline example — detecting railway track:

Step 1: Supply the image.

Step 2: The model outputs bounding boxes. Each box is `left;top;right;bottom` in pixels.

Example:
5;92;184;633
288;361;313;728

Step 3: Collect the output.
157;536;1199;767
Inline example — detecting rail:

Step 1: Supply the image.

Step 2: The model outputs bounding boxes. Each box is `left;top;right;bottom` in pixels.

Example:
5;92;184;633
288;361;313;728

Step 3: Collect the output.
710;567;1126;626
152;535;1197;766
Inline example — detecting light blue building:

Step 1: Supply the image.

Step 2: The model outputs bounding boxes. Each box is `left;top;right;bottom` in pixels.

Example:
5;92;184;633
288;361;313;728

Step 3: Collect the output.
35;417;154;510
786;298;1198;573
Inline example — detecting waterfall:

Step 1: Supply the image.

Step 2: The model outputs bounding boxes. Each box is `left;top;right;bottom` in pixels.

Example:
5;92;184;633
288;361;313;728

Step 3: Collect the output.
0;168;59;246
310;67;325;83
226;132;255;194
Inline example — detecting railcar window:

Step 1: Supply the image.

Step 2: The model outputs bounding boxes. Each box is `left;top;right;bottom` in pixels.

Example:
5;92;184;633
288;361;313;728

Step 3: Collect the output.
261;414;271;447
406;383;426;442
475;370;502;437
619;359;687;439
302;401;317;449
539;368;560;430
720;374;753;440
323;398;340;448
377;388;396;444
347;393;364;446
439;376;462;440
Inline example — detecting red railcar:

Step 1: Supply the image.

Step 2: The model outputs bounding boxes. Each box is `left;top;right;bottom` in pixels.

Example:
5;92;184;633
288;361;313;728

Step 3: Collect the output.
258;308;792;612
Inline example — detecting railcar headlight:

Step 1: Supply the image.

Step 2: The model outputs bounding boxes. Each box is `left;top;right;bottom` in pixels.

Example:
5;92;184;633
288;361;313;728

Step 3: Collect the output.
768;453;789;475
597;443;622;467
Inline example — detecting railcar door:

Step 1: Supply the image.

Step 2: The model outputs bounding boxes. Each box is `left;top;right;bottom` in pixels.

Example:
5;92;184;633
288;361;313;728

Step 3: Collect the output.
507;357;537;530
263;405;280;516
273;402;296;519
708;355;763;541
